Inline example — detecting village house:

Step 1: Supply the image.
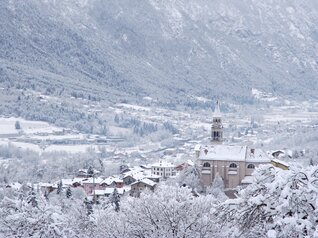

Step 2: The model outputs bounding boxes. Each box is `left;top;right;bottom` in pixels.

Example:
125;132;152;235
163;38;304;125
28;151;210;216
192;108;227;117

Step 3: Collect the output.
75;169;100;178
151;161;176;178
144;174;161;183
94;188;126;199
38;182;56;194
123;173;140;185
175;161;193;171
100;176;124;188
130;178;157;197
82;177;104;195
197;101;271;189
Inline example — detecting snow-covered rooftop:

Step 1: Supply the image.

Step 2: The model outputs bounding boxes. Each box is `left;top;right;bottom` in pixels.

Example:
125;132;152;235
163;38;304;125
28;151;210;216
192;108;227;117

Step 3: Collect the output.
124;171;145;180
131;178;156;187
246;149;271;163
82;177;104;184
95;188;125;195
104;187;125;195
151;161;175;168
199;145;270;163
199;145;247;161
194;144;201;151
271;158;290;167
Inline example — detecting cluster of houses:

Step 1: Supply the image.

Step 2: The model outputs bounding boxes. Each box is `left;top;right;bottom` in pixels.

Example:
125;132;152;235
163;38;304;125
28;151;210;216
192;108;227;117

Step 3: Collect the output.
6;161;179;200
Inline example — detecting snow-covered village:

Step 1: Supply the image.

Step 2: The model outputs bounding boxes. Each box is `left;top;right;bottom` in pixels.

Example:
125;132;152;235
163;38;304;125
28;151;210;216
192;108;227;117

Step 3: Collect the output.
1;1;318;238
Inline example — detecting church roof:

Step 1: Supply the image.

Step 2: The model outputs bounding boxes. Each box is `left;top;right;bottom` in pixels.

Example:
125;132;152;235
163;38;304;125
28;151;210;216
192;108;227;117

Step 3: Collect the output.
199;145;247;161
246;148;271;163
199;144;271;163
213;100;222;118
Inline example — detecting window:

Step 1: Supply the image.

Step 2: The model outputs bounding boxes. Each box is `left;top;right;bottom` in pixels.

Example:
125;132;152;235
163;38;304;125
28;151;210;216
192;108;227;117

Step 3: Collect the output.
247;164;255;169
203;162;211;167
229;163;238;170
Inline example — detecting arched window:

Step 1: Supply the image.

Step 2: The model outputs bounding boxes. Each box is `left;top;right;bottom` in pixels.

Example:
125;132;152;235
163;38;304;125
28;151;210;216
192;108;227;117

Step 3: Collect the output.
203;162;211;168
229;163;238;170
247;164;255;169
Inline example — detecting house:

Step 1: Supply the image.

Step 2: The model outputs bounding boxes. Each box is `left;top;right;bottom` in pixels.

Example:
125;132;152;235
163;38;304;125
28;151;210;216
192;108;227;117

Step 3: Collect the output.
272;150;285;158
175;162;191;171
38;182;56;193
104;187;125;196
151;161;176;178
100;176;124;188
94;188;125;199
61;178;84;188
145;174;161;183
130;178;157;197
197;101;271;189
76;169;100;178
271;158;289;170
123;174;138;185
82;177;104;195
113;178;124;188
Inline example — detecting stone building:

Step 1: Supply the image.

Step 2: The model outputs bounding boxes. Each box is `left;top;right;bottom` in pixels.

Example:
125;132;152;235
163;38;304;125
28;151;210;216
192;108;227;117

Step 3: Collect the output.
197;101;270;188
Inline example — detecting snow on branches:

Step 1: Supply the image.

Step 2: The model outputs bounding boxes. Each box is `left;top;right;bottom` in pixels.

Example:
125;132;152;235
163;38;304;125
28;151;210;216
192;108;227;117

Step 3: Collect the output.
217;164;318;237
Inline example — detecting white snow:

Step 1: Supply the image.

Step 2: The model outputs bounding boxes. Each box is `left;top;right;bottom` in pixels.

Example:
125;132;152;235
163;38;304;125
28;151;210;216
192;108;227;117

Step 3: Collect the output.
200;145;247;161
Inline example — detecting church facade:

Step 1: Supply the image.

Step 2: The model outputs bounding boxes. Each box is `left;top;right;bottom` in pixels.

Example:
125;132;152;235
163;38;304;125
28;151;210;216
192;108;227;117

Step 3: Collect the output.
196;101;271;189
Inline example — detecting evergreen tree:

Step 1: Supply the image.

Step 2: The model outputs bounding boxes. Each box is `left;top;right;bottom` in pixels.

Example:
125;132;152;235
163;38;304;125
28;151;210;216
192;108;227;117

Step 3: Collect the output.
87;166;94;178
109;188;120;212
27;189;38;207
56;180;63;195
66;187;72;199
84;198;93;216
15;121;21;130
44;190;49;201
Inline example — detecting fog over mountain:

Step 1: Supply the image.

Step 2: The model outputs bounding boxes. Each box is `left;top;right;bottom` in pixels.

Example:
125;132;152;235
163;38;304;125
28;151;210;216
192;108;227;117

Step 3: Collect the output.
1;0;318;104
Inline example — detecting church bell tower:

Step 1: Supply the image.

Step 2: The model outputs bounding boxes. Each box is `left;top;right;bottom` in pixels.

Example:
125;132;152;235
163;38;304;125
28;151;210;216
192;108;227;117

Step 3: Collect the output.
211;100;223;144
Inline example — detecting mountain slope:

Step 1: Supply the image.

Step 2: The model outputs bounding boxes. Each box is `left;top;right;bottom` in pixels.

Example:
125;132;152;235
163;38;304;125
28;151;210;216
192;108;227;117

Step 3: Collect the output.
1;0;318;106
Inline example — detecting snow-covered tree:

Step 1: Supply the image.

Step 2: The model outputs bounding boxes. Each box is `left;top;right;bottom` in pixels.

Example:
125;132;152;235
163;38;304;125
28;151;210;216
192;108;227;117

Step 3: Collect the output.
15;120;21;130
0;191;69;237
206;175;227;201
217;164;318;237
177;164;202;192
56;180;62;195
84;198;93;216
66;187;72;199
109;188;120;212
87;166;94;178
97;184;220;238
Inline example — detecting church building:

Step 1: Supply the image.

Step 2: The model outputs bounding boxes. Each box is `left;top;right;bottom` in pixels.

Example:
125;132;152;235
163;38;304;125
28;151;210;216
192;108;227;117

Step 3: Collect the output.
196;101;271;188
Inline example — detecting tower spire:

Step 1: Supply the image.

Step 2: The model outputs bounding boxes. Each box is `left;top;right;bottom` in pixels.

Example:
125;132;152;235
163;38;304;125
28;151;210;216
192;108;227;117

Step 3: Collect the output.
211;100;223;144
213;100;221;117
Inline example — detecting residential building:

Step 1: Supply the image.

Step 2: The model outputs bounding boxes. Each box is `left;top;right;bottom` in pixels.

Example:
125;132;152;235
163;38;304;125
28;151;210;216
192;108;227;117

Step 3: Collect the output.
130;178;157;197
151;161;176;178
